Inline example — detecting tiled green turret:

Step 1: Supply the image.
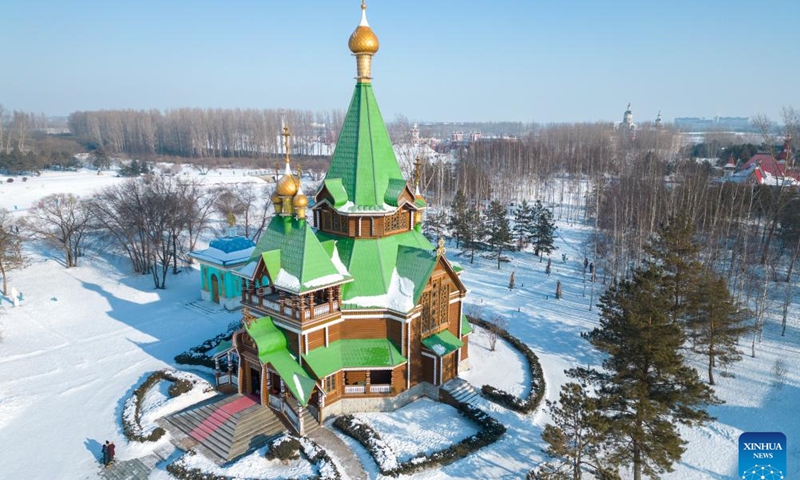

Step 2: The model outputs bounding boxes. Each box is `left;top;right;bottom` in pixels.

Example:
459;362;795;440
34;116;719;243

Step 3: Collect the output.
326;82;406;209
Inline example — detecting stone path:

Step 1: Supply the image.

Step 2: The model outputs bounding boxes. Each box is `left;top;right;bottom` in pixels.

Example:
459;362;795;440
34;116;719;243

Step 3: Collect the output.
310;427;368;480
99;454;159;480
99;445;173;480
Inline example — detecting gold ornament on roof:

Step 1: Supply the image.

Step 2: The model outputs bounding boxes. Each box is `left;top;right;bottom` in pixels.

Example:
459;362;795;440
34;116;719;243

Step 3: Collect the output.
349;1;379;55
436;237;446;257
275;125;299;196
349;1;379;82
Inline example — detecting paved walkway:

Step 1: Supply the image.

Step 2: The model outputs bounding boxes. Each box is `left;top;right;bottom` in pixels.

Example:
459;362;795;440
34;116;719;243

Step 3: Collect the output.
309;427;368;480
99;454;159;480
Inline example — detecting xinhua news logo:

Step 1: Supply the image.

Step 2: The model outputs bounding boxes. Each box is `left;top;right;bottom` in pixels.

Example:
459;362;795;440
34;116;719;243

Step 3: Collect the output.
739;432;786;480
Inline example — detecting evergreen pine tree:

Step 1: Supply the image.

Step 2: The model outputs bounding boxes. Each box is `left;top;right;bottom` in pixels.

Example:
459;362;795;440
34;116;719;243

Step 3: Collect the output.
538;376;616;480
579;265;718;480
644;216;703;325
687;274;751;385
462;208;483;264
533;200;557;260
485;200;513;269
513;199;534;250
449;190;469;248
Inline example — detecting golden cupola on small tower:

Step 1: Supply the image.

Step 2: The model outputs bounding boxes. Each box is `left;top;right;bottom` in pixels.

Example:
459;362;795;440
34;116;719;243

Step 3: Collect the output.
273;125;302;216
349;1;379;82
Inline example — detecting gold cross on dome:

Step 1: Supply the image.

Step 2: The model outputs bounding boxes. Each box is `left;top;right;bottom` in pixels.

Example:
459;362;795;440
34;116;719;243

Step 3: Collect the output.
282;125;292;164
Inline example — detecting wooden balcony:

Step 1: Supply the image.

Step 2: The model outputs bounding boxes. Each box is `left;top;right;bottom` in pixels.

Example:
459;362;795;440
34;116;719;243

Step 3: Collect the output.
242;289;341;325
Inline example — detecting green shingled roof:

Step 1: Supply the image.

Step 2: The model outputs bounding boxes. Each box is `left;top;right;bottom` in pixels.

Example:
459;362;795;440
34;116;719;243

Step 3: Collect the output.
244;316;316;406
421;329;464;357
461;314;473;335
323;178;348;208
303;339;406;378
384;178;409;207
317;229;434;307
326;83;405;208
251;216;350;293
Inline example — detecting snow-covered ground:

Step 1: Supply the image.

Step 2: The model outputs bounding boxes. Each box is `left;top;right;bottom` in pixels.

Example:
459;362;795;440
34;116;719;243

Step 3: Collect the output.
1;169;798;479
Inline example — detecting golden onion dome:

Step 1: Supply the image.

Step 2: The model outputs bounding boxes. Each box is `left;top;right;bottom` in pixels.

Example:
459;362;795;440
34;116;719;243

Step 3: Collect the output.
275;174;299;196
270;192;281;203
293;193;309;208
348;3;379;55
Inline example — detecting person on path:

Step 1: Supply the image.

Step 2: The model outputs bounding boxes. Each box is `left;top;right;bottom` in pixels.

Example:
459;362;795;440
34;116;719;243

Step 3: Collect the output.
101;441;109;466
108;442;116;465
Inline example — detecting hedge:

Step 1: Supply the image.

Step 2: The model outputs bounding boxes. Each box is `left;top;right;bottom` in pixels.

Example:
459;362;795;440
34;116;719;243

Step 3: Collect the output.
333;401;506;477
121;370;197;443
174;321;239;369
469;315;546;414
166;435;341;480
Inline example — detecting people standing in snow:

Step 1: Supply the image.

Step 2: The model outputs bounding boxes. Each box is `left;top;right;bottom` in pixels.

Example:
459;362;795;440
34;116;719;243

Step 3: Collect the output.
108;442;116;465
101;441;109;466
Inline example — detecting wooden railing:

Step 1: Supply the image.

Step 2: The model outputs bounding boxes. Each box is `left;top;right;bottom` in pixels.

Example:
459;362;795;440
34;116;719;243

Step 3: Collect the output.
243;294;340;322
369;384;391;394
344;385;366;394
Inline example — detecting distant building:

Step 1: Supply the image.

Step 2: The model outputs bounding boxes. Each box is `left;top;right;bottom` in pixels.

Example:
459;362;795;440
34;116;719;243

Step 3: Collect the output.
190;227;256;310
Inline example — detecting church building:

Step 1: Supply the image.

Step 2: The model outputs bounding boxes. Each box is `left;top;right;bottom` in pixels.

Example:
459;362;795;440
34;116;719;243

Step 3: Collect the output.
215;2;471;434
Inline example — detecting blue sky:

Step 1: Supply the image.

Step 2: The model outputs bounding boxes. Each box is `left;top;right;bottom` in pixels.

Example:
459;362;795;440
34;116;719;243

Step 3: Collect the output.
2;0;798;123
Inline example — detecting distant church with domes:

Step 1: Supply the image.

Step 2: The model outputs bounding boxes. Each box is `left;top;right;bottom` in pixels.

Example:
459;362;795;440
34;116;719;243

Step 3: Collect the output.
213;1;471;434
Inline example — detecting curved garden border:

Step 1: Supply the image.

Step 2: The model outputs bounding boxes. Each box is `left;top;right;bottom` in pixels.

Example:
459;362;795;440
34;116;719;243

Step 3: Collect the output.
468;315;546;414
333;401;506;477
121;369;196;443
165;434;341;480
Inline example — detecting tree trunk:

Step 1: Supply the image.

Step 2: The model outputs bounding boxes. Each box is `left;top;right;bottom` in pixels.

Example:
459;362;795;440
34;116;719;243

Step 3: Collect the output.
0;260;6;296
633;443;641;480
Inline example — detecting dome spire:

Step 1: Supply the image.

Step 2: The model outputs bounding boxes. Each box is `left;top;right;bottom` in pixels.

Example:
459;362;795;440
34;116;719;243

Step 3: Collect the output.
349;1;379;82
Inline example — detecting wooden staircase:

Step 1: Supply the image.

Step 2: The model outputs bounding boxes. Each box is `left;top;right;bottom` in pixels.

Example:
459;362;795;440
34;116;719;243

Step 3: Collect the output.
163;395;286;464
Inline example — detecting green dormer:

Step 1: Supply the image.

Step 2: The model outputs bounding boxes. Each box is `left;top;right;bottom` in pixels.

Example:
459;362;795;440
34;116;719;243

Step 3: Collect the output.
325;82;406;209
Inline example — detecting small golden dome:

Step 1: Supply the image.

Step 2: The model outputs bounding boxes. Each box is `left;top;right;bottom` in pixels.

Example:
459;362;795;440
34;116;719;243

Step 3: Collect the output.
276;174;299;196
349;3;379;55
293;194;309;208
270;192;281;203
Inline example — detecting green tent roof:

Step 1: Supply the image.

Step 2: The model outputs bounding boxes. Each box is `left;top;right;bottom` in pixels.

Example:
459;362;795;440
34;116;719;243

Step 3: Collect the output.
303;338;406;378
244;316;316;406
317;229;435;311
421;329;464;357
251;216;350;293
461;314;473;335
326;82;405;208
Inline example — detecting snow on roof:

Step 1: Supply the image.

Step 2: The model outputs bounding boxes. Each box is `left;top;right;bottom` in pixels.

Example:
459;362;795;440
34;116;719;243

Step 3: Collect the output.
293;374;306;402
345;268;415;312
336;200;397;214
190;245;255;266
234;260;258;279
274;268;301;291
330;244;349;276
303;273;347;289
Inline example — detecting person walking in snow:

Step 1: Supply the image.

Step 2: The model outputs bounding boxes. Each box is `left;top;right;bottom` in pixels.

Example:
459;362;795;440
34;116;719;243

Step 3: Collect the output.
108;441;116;465
101;441;109;466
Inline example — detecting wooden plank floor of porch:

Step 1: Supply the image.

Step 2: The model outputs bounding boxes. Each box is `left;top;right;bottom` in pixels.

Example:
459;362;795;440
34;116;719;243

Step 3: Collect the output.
160;394;286;464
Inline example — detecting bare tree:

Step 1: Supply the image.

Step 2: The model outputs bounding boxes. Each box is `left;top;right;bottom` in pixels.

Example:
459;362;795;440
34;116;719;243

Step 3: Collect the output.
0;209;24;296
24;194;93;267
486;315;509;352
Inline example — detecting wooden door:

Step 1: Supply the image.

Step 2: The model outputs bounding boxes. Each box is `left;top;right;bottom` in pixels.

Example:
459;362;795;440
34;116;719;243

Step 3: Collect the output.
211;274;220;303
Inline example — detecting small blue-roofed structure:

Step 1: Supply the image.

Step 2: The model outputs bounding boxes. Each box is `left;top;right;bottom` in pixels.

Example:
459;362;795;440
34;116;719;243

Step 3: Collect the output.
190;227;256;310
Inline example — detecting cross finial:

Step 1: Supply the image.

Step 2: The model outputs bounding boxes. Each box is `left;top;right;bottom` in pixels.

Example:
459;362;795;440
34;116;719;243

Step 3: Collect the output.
436;237;446;257
282;125;292;165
